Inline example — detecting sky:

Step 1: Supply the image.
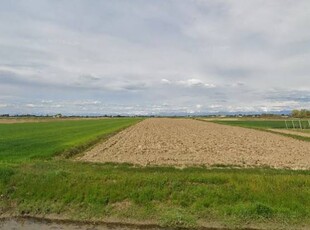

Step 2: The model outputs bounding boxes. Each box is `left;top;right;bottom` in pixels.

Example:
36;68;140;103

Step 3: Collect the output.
0;0;309;115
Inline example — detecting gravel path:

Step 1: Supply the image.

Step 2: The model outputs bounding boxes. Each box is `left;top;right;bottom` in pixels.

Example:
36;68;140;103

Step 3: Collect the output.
80;118;310;169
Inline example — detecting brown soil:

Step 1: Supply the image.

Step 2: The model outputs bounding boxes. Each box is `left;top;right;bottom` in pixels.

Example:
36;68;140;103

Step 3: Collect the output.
80;118;310;170
268;129;310;138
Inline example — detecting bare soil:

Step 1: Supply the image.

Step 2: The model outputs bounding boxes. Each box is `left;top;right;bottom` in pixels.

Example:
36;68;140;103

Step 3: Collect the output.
80;118;310;170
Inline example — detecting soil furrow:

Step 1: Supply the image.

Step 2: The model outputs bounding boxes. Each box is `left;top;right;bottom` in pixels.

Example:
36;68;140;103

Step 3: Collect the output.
80;118;310;169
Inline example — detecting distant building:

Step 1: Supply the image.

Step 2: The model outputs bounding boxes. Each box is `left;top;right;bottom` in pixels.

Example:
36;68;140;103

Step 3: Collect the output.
53;113;62;118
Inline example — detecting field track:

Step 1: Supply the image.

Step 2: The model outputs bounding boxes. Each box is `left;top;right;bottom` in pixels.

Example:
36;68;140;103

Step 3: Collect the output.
80;118;310;169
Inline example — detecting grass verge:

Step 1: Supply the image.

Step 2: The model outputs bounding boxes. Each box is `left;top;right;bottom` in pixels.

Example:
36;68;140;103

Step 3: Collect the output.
1;161;310;229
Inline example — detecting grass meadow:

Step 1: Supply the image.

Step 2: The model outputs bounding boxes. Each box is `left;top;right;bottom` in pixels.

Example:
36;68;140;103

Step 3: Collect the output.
0;118;310;229
212;119;310;142
0;118;141;163
213;119;310;129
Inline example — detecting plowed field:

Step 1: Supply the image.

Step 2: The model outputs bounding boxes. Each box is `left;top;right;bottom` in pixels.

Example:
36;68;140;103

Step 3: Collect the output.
80;118;310;169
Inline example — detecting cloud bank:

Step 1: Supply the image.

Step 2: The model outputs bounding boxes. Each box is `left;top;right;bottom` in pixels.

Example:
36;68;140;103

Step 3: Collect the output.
0;0;309;115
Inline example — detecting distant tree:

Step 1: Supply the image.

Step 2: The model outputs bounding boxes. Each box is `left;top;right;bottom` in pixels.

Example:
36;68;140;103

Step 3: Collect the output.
292;110;300;118
291;109;310;118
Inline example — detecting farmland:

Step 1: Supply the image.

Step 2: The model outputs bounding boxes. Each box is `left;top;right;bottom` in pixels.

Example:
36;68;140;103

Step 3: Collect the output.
81;118;310;169
211;119;310;141
212;119;310;129
1;118;310;229
0;118;141;163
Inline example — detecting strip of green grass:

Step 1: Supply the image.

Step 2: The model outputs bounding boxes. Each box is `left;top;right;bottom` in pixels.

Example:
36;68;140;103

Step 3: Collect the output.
211;120;310;142
213;120;310;129
1;161;310;228
0;118;141;164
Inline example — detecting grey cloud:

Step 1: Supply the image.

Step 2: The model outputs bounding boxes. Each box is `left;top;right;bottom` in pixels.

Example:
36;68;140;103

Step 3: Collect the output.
160;78;216;88
121;82;148;91
0;69;148;93
210;66;257;79
265;89;310;103
79;74;101;82
0;0;310;115
177;79;216;88
0;70;45;87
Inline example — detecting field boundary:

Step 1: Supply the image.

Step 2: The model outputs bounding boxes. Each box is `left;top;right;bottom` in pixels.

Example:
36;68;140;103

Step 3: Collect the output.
56;119;143;159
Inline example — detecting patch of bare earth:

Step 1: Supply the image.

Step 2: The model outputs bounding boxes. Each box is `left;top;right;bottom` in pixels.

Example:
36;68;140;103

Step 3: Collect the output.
80;118;310;170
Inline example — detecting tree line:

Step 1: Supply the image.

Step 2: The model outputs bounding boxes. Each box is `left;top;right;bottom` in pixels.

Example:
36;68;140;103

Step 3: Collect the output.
292;109;310;118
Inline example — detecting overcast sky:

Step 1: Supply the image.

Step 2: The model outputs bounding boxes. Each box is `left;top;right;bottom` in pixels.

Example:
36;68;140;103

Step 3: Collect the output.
0;0;309;115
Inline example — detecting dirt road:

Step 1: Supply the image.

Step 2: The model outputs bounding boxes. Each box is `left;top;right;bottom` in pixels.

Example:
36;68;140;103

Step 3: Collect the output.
80;118;310;169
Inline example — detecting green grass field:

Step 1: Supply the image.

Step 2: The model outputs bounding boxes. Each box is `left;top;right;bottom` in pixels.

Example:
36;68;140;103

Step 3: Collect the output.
213;119;310;129
211;119;310;142
1;118;310;229
0;118;141;163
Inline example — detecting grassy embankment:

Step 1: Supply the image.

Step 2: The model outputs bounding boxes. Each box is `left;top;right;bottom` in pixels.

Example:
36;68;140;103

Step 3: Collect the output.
1;118;310;229
211;119;310;142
